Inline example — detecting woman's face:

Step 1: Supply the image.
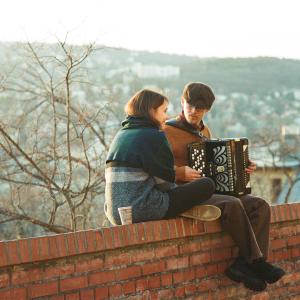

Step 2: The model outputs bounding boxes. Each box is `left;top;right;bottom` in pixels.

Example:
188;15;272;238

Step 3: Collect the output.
150;100;169;128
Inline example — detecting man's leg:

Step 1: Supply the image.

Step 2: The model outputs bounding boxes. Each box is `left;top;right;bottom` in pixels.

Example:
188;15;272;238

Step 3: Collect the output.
202;194;266;291
240;195;285;284
239;195;270;259
204;194;263;262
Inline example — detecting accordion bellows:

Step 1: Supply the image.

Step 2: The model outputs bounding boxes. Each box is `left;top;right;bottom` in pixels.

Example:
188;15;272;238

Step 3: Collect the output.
188;138;251;196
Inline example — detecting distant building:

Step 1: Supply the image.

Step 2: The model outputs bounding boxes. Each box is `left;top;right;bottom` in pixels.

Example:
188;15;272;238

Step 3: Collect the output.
131;63;180;78
250;126;300;203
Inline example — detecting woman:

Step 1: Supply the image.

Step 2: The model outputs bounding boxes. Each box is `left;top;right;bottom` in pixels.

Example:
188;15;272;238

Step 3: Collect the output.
105;89;215;225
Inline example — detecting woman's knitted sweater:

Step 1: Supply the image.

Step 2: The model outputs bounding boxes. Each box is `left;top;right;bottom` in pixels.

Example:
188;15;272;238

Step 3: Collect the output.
105;116;176;225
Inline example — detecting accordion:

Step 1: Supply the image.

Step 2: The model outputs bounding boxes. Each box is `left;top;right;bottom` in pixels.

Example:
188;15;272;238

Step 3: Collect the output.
188;138;251;196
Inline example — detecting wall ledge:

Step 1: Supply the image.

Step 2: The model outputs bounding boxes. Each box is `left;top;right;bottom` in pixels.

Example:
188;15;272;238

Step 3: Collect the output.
0;203;300;269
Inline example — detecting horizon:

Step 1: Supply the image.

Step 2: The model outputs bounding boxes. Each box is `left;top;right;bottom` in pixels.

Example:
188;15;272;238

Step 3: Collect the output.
1;40;300;61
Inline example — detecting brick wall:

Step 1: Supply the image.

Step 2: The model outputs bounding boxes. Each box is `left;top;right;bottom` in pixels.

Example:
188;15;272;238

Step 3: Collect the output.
0;203;300;300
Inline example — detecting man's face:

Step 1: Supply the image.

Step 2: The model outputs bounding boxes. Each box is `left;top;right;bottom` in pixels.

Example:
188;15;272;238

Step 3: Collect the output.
181;98;209;126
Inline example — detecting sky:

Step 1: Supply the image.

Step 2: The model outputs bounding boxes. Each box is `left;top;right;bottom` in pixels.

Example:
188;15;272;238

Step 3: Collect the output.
1;0;300;58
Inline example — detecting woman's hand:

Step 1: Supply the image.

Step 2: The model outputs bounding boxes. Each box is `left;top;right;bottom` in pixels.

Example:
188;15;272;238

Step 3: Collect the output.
175;166;202;182
245;159;257;174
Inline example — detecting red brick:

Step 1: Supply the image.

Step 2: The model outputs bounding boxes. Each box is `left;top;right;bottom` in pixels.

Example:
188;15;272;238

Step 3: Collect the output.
131;248;155;263
190;252;211;266
75;231;88;254
95;287;109;300
18;239;32;263
28;281;58;298
148;275;161;289
181;218;193;236
75;258;104;273
101;227;115;249
12;268;42;285
175;218;184;237
152;222;162;241
0;273;9;288
50;296;64;300
65;234;78;256
204;221;222;233
44;264;75;279
174;286;185;298
54;234;68;257
0;287;27;300
287;235;300;246
155;245;178;258
135;223;147;243
80;289;95;300
120;225;132;246
65;292;80;300
250;291;270;300
89;270;116;285
39;236;50;260
291;247;300;258
167;219;179;239
136;278;148;292
201;237;223;251
6;241;21;265
60;276;88;292
122;281;135;295
185;283;197;295
142;261;165;275
161;273;172;287
160;220;171;240
157;288;174;299
179;241;202;254
109;283;122;298
206;264;219;276
85;231;97;252
273;249;291;262
111;226;124;248
126;224;139;245
0;243;9;267
105;252;131;267
189;219;205;235
195;266;207;279
282;272;300;284
117;265;141;280
48;235;60;259
198;279;217;292
271;239;287;250
166;256;189;270
173;270;184;284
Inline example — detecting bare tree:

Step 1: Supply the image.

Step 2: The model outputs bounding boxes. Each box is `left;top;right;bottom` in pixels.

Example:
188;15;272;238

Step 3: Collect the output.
252;128;300;204
0;39;118;237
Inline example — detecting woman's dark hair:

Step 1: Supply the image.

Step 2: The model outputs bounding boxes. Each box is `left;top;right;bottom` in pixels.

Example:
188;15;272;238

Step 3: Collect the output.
182;82;215;109
125;89;168;124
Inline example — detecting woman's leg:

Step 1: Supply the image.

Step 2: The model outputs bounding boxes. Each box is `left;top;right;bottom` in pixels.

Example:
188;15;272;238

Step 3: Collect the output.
164;177;215;218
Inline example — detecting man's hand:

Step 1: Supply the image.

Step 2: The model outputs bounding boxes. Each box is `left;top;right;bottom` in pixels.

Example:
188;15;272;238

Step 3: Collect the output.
245;159;257;174
175;166;202;182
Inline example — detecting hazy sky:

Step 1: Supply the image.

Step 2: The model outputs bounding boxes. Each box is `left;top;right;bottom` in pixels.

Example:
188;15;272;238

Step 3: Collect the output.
2;0;300;58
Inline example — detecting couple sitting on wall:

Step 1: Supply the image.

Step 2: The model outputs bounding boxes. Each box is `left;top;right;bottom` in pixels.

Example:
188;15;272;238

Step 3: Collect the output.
104;82;285;291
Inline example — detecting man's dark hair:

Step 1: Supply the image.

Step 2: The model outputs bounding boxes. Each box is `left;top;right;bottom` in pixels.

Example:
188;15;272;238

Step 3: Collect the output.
182;82;215;109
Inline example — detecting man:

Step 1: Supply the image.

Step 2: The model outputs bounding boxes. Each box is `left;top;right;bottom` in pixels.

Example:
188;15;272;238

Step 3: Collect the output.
164;82;285;291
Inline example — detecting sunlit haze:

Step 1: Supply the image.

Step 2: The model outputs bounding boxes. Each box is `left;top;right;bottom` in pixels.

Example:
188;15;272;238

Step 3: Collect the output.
2;0;300;58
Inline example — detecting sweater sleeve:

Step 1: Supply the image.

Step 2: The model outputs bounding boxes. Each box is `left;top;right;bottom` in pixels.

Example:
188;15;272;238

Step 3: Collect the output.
140;132;175;183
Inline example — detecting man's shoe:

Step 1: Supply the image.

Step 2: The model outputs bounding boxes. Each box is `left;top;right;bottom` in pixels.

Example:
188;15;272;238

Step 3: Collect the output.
225;257;267;291
250;258;286;284
180;205;221;221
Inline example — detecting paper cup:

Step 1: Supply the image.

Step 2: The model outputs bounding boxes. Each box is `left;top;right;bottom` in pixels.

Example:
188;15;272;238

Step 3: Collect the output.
118;206;133;225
